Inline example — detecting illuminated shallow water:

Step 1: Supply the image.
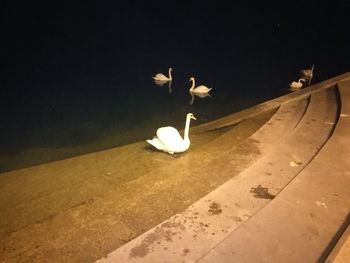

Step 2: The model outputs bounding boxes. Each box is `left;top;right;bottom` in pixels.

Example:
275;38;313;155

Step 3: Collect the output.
0;67;276;172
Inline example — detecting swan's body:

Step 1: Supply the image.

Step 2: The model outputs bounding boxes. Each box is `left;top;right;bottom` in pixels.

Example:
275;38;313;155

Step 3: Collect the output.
289;78;305;90
152;67;173;82
189;77;212;94
147;113;196;155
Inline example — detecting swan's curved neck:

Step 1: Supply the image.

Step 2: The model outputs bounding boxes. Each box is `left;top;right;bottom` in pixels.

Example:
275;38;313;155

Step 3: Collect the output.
168;68;172;80
184;116;192;141
189;78;195;92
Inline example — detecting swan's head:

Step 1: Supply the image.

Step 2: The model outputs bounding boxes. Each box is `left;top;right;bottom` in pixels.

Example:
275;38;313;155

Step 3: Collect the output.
169;67;173;71
299;78;306;82
189;77;195;82
187;113;196;120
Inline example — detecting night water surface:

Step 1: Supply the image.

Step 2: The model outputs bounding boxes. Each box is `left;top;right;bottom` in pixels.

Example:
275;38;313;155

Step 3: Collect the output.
1;2;349;171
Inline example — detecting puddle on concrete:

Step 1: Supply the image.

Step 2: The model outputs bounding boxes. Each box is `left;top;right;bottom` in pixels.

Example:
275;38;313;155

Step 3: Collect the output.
208;202;223;215
250;185;275;199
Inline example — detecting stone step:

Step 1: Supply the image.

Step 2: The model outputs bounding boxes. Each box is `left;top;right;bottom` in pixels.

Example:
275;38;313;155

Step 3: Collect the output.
198;80;350;263
96;87;339;262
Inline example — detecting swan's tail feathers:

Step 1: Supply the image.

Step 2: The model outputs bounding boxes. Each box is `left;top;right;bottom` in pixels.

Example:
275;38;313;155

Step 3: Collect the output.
146;138;164;151
147;139;156;147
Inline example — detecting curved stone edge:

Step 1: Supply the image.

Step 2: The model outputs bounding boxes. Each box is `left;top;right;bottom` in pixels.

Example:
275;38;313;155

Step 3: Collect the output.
96;81;341;262
197;80;350;262
326;218;350;262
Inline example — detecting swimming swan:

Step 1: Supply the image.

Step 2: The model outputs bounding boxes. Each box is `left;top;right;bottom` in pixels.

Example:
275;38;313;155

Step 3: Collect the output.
289;78;305;90
147;113;196;155
301;65;314;86
189;77;212;94
152;67;173;82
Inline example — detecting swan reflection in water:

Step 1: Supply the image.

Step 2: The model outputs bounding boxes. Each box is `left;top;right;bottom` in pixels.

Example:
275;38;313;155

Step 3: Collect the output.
152;67;173;93
189;91;211;105
153;79;172;93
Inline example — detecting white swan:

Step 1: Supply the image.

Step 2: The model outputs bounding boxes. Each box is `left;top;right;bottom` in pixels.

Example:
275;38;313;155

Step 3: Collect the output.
152;67;173;82
289;78;306;90
189;77;212;94
147;113;196;155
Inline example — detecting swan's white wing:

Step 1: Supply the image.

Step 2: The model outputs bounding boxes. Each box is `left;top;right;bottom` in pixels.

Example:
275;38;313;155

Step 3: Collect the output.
155;73;166;78
147;138;166;151
193;85;211;93
156;126;184;150
153;73;169;81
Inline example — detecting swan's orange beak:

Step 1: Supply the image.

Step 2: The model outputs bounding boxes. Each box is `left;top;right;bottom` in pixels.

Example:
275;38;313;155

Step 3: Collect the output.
192;115;197;120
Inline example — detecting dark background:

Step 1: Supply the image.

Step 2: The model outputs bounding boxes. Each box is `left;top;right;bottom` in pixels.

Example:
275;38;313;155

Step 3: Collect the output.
0;0;349;160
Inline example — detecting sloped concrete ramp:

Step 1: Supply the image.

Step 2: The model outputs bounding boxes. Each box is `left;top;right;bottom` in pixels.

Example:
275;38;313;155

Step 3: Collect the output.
98;79;350;262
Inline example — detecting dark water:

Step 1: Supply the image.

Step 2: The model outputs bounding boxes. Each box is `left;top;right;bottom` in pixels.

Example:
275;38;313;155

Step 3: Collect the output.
0;1;349;170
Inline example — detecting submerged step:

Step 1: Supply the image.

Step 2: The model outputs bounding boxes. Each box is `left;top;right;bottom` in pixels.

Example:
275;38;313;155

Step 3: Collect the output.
0;108;273;240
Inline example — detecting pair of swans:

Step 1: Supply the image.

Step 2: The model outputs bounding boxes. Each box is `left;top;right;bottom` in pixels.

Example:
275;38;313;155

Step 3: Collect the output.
152;68;212;95
147;113;196;154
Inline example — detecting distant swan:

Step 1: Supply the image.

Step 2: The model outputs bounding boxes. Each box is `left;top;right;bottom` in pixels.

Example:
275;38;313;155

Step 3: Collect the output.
289;78;305;90
147;113;196;155
189;77;212;94
301;65;314;86
152;67;173;82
